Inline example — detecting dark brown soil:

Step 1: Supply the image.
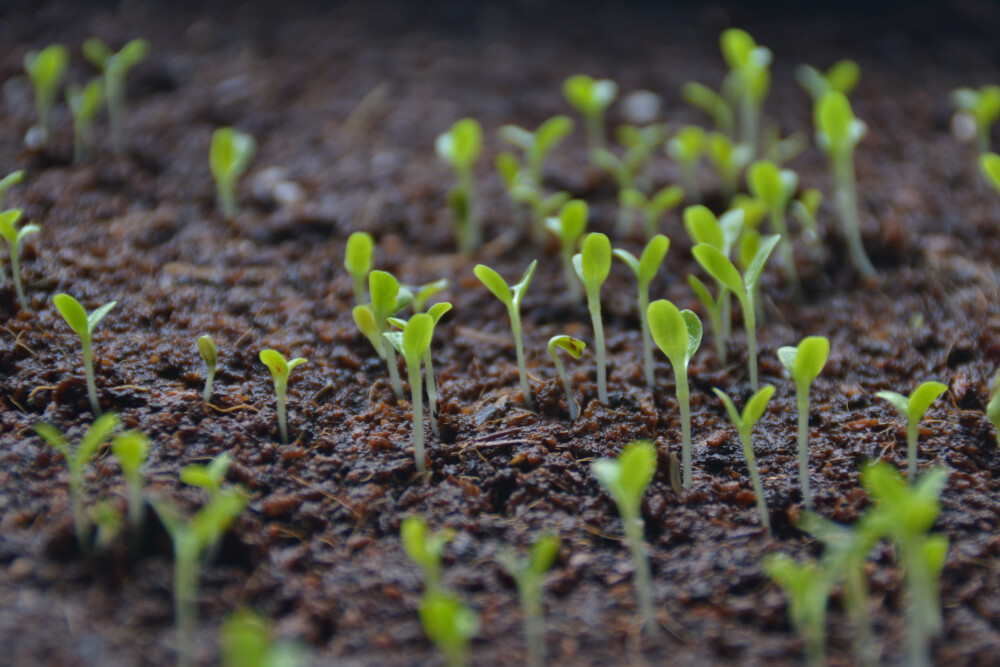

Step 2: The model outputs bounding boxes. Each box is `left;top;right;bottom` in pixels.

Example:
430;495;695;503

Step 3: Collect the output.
2;1;1000;665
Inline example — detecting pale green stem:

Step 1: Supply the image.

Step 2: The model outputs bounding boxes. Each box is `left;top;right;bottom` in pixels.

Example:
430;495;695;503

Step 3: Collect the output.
845;558;875;667
616;203;635;237
797;387;812;510
706;300;725;365
562;246;581;304
721;290;732;351
107;80;126;157
742;295;759;391
0;249;7;282
552;352;578;421
202;364;215;404
218;179;236;219
740;97;759;158
677;376;692;489
69;471;89;552
510;308;534;411
407;358;426;472
385;343;404;401
126;473;143;535
274;381;288;444
82;337;101;416
73;119;90;164
529;202;547;246
623;508;656;635
903;539;935;667
907;420;918;483
644;210;659;239
352;276;366;306
516;574;546;667
585;113;604;154
739;426;770;535
638;284;653;389
175;540;198;667
587;291;608;404
11;248;28;309
772;209;802;298
832;155;876;278
805;621;826;667
423;349;440;438
458;169;480;252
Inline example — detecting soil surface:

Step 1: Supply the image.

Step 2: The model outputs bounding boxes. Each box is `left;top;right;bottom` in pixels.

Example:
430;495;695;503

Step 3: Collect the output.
2;1;1000;665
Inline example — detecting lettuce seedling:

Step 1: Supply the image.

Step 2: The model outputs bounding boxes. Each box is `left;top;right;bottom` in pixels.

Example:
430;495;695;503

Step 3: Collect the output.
436;118;483;252
573;233;612;403
681;81;735;138
497;534;560;667
180;451;231;498
778;336;830;510
591;441;657;634
197;334;217;404
210;127;257;219
562;74;618;153
950;85;1000;155
0;209;40;309
748;160;801;294
720;28;772;155
980;152;1000;196
35;413;119;551
547;335;586;421
667;125;706;202
0;170;25;209
618;185;683;238
392;302;452;438
545;199;588;303
763;553;832;667
706;132;752;202
353;270;413;400
401;515;454;595
23;44;69;149
614;235;670;387
111;430;149;535
259;349;307;444
500;116;574;188
384;313;436;472
615;122;669;192
815;91;876;278
693;235;779;389
53;294;117;416
796;59;861;102
475;261;538;410
685;205;743;363
648;300;702;489
411;278;448;313
221;609;308;667
89;500;124;551
66;79;103;163
713;385;775;534
876;381;948;482
420;591;479;667
82;37;150;155
791;188;823;245
345;231;375;305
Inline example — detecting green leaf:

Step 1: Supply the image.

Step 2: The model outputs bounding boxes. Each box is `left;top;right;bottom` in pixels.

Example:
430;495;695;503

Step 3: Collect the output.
77;412;119;467
720;28;757;70
352;305;382;353
402;313;434;363
24;44;69;96
495;152;521;188
612;248;639;275
794;336;830;386
198;334;217;367
419;592;479;656
826;59;860;96
742;385;775;428
553;200;588;243
529;534;561;575
0;210;23;245
499;124;533;150
816;91;864;154
35;422;70;457
473;264;512;309
115;38;150;72
210;127;256;183
82;38;112;69
575;233;611;291
908;381;948;424
87;300;117;333
681;82;734;133
53;294;90;339
259;349;294;381
345;232;374;280
744;234;781;291
980;153;1000;194
510;260;538;309
692;244;743;296
682;310;703;362
876;390;910;417
649;185;684;216
648;299;698;370
563;74;617;114
535;116;573;155
687;275;718;314
713;387;744;433
684;205;724;250
427;301;453;324
667;126;706;163
636;235;670;285
111;431;148;476
548;335;586;360
180;466;216;491
777;346;797;375
369;270;401;321
616;440;657;509
747;160;794;210
435;118;482;172
190;488;246;552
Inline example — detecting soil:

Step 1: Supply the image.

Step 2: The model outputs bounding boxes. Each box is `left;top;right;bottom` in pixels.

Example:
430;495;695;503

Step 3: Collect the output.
2;0;1000;665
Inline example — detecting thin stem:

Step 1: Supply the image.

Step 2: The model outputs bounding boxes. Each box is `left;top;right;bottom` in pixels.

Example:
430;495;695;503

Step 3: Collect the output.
175;543;198;667
588;292;608;404
126;474;143;536
638;286;653;388
740;97;759;158
721;290;732;352
385;344;404;401
11;249;28;309
352;277;366;306
275;384;288;444
904;539;933;667
623;508;656;635
423;349;440;438
553;353;577;421
518;575;546;667
772;209;802;298
408;359;426;472
743;297;759;391
69;472;89;552
218;180;236;219
678;380;692;490
906;419;919;483
845;558;875;667
511;309;534;411
202;365;215;404
459;170;480;252
108;83;126;157
833;155;876;278
797;388;812;510
82;337;101;416
740;428;771;535
706;301;725;365
585;113;604;154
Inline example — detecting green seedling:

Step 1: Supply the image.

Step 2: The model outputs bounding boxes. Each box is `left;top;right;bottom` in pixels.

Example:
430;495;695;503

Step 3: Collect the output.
210;127;257;219
82;37;150;155
815;91;875;278
713;385;775;534
111;430;149;535
666;125;706;202
618;185;683;238
763;553;832;667
180;451;231;498
23;44;69;148
748;160;801;295
778;336;830;510
35;413;119;551
221;609;308;667
614;235;671;388
197;334;217;404
0;209;40;309
153;487;246;667
435;118;483;252
496;152;571;244
706;132;752;202
876;381;948;482
420;591;480;667
591;441;658;634
562;74;618;153
791;188;823;245
950;85;1000;155
411;278;448;313
353;270;413;400
720;28;772;155
499;116;574;188
401;515;454;595
573;233;612;403
474;261;538;410
545;199;588;303
89;500;124;551
616;123;669;191
259;350;307;444
497;534;561;667
66;79;104;163
548;335;586;421
731;193;769;230
980;152;1000;196
384;313;437;472
392;302;452;439
682;81;735;138
693;235;779;390
0;170;25;209
861;463;949;667
796;59;861;102
345;231;375;305
762;124;809;166
53;294;116;415
987;370;1000;446
648;300;702;489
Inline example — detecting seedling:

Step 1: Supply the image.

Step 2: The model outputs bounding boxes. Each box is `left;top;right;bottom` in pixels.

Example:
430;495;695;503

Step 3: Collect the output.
497;534;561;667
685;205;743;363
66;79;103;163
796;59;861;101
791;188;823;245
562;74;618;153
401;515;454;595
778;336;830;510
706;132;752;202
180;451;231;498
53;294;117;415
615;122;669;192
763;553;832;667
420;591;480;667
345;231;375;305
714;385;775;534
545;199;588;303
474;261;538;410
259;349;308;444
221;609;308;667
0;209;40;308
681;81;735;138
353;270;412;400
573;233;612;403
762;124;809;166
35;413;119;551
384;313;436;472
23;44;69;148
111;430;149;535
614;235;671;387
499;116;574;188
748;160;801;294
412;278;448;313
980;152;1000;196
815;91;876;277
692;235;779;389
618;185;683;238
876;381;948;482
720;28;772;155
82;37;150;155
435;118;483;252
548;335;586;421
591;441;657;634
0;170;25;209
89;501;124;551
647;300;702;489
210;127;257;219
950;85;1000;155
666;125;706;201
987;370;1000;446
197;334;217;404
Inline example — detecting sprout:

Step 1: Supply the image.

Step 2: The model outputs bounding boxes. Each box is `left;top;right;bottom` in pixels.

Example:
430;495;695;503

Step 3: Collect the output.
111;430;149;535
591;441;657;634
259;349;308;444
499;116;574;188
706;132;752;202
762;125;809;166
196;334;217;404
545;199;588;304
762;553;832;667
420;592;480;667
618;185;683;238
547;335;586;421
35;413;119;551
23;44;69;149
497;534;560;667
474;261;538;410
647;300;702;489
435;118;483;252
221;609;308;667
713;385;775;534
353;270;412;400
562;74;618;153
614;234;670;388
180;451;231;498
0;170;25;209
796;59;861;102
401;515;454;595
0;209;40;309
791;188;823;245
344;231;375;305
681;81;735;138
778;336;830;510
815;91;876;278
720;28;772;155
666;125;706;202
748;160;801;294
573;233;612;403
53;294;117;415
980;152;1000;196
693;235;779;389
392;301;452;438
876;381;948;482
615;122;669;192
210;127;257;219
411;278;448;313
82;37;149;155
89;500;124;551
950;85;1000;155
384;313;437;472
66;79;104;163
